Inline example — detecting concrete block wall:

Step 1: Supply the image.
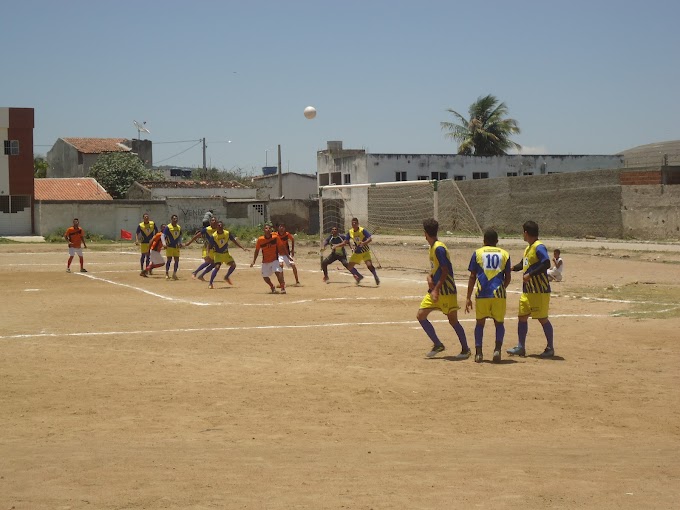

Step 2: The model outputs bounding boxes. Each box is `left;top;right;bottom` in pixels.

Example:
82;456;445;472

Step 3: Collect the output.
458;169;625;238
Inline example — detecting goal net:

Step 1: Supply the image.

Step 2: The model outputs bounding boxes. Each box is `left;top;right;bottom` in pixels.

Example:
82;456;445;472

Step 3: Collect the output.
319;179;482;239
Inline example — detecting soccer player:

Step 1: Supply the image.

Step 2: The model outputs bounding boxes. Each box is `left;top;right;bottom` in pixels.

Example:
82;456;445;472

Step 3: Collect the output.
135;213;158;274
162;214;183;280
184;216;218;280
507;220;555;358
250;224;286;294
320;226;362;283
64;218;88;273
206;221;248;289
417;218;471;359
275;223;300;285
340;217;379;286
140;224;167;276
465;229;512;363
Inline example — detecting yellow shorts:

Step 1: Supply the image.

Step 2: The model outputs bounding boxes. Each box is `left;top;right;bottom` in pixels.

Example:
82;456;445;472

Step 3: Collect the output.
419;292;459;315
349;251;372;265
165;247;180;258
475;297;506;322
213;252;234;264
139;243;150;254
518;293;550;319
202;247;215;259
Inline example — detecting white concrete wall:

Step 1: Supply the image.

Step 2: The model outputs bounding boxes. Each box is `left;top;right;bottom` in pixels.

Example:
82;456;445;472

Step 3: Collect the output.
148;187;257;199
253;173;317;200
318;151;624;185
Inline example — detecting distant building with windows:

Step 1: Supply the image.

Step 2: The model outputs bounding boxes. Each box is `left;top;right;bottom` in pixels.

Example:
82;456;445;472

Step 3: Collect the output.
317;140;624;186
0;107;34;235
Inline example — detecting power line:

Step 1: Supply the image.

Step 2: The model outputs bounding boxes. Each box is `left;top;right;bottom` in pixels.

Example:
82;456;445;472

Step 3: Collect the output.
154;140;202;164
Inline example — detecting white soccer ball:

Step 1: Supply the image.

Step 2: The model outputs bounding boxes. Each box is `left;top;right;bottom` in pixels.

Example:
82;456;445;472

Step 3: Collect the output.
304;106;317;119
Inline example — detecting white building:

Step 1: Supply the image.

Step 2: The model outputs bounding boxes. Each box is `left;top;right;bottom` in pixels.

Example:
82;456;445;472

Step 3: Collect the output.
317;141;624;186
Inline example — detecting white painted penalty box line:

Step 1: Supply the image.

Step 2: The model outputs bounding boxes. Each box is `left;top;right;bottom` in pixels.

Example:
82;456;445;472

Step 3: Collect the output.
0;314;609;341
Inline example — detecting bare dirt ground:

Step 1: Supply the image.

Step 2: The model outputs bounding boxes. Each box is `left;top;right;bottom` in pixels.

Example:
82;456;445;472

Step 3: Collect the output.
1;238;679;509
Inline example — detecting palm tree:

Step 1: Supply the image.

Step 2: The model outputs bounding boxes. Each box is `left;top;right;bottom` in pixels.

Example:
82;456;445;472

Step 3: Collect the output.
441;94;521;156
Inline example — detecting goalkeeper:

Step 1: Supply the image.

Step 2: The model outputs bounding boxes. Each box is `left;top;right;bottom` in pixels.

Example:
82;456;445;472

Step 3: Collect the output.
321;226;362;283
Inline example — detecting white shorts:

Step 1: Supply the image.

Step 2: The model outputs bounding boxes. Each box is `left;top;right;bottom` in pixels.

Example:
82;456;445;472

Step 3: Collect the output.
547;268;563;282
278;255;295;268
68;247;83;257
149;250;165;265
261;260;282;278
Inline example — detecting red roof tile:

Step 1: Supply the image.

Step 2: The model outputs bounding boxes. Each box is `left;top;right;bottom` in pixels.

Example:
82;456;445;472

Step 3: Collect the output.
35;178;113;201
62;138;131;154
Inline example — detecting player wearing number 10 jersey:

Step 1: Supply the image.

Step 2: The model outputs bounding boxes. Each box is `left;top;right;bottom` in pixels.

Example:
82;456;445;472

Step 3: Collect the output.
465;229;511;363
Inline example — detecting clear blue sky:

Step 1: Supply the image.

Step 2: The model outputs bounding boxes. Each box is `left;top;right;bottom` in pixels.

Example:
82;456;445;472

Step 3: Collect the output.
3;0;679;175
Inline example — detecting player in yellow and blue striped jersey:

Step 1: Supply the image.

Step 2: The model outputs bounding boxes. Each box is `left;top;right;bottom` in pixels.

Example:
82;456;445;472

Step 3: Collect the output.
507;220;555;358
465;229;511;363
417;218;471;360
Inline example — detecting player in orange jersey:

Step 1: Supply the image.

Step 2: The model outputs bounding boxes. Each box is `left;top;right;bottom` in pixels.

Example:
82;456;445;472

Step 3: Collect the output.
140;224;167;277
64;218;88;273
250;223;286;294
275;222;300;285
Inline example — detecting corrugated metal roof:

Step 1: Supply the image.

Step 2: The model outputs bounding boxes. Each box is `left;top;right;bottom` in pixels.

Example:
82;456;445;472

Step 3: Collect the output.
35;178;113;201
62;138;131;154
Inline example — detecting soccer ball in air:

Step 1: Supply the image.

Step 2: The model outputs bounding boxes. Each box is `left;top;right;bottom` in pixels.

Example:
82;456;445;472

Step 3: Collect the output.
304;106;317;119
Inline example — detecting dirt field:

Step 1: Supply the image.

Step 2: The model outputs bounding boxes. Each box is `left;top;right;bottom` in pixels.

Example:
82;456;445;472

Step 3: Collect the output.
1;238;679;509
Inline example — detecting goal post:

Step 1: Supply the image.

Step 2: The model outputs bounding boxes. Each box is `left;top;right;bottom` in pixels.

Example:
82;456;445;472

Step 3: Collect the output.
318;179;482;244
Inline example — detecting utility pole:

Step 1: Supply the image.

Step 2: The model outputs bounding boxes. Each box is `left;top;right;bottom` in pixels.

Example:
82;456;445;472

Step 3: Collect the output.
202;138;207;172
277;144;283;198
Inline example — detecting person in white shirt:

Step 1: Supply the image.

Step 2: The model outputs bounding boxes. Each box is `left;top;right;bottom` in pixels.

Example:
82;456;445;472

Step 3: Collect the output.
547;249;564;282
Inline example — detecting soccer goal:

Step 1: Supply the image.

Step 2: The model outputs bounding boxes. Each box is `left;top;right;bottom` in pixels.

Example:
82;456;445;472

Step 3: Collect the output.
318;179;482;239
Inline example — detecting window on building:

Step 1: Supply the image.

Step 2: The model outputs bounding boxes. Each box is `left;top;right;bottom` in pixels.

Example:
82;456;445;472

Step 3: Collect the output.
472;172;489;180
343;174;351;184
431;171;448;180
0;195;9;213
319;173;330;186
11;195;31;213
523;172;533;176
453;175;466;181
396;171;407;181
417;175;429;180
331;172;342;185
3;140;19;156
506;172;518;177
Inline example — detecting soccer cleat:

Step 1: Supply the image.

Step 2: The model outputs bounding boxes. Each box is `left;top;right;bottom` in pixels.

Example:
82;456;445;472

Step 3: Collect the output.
224;276;233;285
375;276;380;286
270;286;277;294
355;275;364;286
507;345;526;357
322;276;329;283
426;344;445;358
140;270;148;277
80;268;88;273
191;273;198;280
280;288;287;294
475;352;483;363
66;268;71;273
172;273;179;280
165;274;171;280
453;349;472;361
208;284;214;289
539;346;555;359
493;350;502;363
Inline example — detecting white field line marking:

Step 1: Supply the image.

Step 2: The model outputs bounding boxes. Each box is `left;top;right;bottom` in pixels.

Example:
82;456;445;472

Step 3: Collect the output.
76;273;211;306
0;314;609;341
